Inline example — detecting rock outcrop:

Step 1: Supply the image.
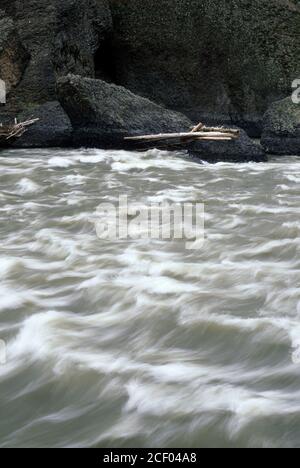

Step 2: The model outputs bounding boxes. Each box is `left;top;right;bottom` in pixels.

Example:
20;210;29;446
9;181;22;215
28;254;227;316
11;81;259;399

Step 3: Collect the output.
108;0;300;136
0;0;112;113
57;74;192;147
57;74;266;162
261;98;300;155
0;10;30;100
189;128;266;163
0;0;298;156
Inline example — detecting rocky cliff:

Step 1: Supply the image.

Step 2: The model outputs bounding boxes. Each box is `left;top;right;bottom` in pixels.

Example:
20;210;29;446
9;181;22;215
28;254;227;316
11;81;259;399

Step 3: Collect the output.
0;0;299;157
108;0;300;136
0;0;112;113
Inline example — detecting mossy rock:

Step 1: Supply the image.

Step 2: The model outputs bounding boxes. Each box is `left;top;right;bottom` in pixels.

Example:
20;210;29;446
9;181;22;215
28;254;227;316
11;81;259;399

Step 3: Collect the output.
261;98;300;155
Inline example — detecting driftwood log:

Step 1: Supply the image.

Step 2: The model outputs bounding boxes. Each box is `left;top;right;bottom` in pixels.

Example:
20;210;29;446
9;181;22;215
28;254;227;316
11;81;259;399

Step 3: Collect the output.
124;123;240;148
0;118;39;143
125;131;239;142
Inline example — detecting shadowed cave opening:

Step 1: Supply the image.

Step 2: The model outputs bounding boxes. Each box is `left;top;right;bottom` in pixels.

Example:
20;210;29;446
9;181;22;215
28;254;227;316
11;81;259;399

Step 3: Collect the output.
94;38;117;83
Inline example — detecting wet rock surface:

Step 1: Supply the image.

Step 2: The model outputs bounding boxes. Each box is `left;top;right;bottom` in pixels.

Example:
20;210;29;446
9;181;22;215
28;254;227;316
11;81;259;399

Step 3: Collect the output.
0;0;298;158
57;74;192;148
57;74;265;162
12;101;73;148
188;129;267;163
261;98;300;156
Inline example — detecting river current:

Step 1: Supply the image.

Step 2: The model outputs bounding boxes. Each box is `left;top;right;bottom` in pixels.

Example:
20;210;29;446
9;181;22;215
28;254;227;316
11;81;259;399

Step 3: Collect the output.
0;148;300;448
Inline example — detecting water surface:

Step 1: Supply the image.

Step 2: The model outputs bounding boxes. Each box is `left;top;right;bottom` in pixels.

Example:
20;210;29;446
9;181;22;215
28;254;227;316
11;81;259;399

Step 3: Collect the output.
0;148;299;448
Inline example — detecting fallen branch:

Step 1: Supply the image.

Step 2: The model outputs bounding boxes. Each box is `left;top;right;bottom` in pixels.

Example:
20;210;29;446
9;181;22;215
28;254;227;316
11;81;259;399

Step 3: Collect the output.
125;131;239;143
195;136;233;141
191;122;204;133
201;126;240;135
0;118;39;142
125;122;240;147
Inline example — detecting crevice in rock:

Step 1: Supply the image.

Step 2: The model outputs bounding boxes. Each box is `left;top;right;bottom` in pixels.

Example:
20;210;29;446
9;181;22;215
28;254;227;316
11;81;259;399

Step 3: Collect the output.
94;37;117;83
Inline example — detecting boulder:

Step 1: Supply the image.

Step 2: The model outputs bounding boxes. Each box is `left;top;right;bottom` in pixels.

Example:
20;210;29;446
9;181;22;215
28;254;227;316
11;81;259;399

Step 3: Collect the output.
57;74;192;147
57;74;266;162
261;98;300;155
188;128;267;163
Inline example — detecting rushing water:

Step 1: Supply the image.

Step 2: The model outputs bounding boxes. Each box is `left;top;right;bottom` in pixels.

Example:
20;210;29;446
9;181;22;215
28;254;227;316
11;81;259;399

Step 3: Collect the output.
0;147;300;448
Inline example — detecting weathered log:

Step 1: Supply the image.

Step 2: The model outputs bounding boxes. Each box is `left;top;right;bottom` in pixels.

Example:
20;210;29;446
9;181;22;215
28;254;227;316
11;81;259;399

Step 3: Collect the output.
202;126;240;135
190;123;240;135
0;118;39;141
191;122;204;132
194;136;233;141
125;131;239;142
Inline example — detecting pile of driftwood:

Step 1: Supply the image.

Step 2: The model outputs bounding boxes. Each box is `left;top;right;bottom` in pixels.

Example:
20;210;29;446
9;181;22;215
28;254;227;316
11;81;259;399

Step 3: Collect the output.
0;118;39;143
125;122;240;149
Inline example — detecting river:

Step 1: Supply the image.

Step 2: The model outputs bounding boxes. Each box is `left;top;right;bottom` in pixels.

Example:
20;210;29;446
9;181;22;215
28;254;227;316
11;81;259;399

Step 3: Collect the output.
0;148;300;448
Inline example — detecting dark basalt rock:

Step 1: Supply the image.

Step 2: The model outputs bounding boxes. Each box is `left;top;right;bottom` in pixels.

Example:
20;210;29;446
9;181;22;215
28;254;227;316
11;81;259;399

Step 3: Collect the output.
0;1;112;148
11;101;73;148
52;0;112;79
0;10;30;99
57;74;266;162
261;98;300;155
57;74;192;148
188;129;267;163
108;0;300;137
0;0;293;156
0;0;112;112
